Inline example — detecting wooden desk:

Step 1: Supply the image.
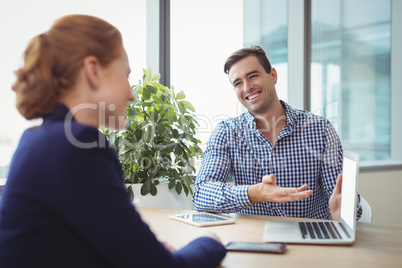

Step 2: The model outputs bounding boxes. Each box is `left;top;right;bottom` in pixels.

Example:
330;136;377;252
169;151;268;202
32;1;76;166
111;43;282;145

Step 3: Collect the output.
137;207;402;268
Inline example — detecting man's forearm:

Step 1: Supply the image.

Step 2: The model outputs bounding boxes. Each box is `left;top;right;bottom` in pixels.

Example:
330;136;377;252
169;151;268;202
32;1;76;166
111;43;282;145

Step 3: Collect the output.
247;183;262;204
193;180;251;213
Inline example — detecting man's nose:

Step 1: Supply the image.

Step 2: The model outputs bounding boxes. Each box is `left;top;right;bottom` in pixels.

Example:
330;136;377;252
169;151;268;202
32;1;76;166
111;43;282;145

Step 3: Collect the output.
243;80;253;92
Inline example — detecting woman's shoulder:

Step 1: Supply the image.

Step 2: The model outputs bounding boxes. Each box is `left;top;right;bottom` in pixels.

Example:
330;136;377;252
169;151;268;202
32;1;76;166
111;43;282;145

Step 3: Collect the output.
7;119;115;188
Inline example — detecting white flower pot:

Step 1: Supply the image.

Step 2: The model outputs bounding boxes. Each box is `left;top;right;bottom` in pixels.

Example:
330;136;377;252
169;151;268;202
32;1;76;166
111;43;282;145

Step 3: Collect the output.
129;183;194;210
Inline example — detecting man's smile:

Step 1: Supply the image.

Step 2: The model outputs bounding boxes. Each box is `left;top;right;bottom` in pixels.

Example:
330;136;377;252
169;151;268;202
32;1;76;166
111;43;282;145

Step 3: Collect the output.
246;91;261;100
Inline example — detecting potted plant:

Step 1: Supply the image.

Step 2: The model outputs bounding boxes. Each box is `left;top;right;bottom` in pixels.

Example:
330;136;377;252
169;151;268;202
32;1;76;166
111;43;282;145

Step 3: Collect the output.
101;68;202;202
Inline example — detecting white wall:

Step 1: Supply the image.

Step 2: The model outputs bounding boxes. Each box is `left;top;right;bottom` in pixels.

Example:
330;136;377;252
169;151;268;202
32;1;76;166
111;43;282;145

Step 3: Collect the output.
359;169;402;225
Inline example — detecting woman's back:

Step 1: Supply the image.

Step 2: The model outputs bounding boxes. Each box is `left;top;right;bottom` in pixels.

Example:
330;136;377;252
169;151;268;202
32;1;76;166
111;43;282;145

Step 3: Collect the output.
0;105;130;266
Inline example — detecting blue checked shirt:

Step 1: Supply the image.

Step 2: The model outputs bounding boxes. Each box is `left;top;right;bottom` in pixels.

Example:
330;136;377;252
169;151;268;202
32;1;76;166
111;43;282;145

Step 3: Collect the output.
193;101;362;220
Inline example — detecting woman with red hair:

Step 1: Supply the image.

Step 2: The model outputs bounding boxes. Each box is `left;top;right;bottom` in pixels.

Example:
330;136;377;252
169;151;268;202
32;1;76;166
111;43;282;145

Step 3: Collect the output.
0;14;225;267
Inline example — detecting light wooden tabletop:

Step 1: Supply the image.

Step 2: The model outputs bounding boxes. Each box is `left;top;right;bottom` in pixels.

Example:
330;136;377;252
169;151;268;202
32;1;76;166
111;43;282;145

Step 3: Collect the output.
137;207;402;268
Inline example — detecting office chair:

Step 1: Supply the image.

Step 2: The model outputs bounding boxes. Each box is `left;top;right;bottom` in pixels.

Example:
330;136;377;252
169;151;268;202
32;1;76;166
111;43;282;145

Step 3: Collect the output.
358;196;373;223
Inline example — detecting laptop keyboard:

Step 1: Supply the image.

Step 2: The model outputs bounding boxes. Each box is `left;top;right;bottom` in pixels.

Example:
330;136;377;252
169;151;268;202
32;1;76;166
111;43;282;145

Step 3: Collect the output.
299;222;342;239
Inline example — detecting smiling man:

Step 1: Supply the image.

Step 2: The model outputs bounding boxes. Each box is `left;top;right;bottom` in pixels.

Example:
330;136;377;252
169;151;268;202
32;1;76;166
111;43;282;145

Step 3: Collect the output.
193;45;362;220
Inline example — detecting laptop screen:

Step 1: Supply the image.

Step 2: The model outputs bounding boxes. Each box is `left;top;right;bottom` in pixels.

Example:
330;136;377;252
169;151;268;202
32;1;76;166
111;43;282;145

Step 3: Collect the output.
340;154;358;230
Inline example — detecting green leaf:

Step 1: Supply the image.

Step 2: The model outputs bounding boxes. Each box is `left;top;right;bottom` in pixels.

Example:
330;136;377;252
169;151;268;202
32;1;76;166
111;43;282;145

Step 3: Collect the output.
165;143;175;153
177;102;185;114
124;171;132;183
155;124;166;136
155;82;165;90
150;166;158;177
175;182;182;195
150;183;157;195
145;85;157;95
153;95;162;106
151;73;161;82
148;67;153;81
170;128;177;138
188;165;196;173
179;100;195;112
142;86;151;100
142;68;148;78
136;170;148;181
131;120;139;130
108;133;116;145
143;127;154;143
141;181;151;195
168;180;175;190
183;183;189;196
167;111;177;123
127;106;136;117
176;90;186;100
127;184;134;201
132;84;139;95
137;85;144;95
174;145;183;155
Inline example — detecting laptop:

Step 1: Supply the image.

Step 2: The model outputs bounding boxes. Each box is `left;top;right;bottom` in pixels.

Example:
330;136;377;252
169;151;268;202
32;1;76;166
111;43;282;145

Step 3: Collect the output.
263;151;360;245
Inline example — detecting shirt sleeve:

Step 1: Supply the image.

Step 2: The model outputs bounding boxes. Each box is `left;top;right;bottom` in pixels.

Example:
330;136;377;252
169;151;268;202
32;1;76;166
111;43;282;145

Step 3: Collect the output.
193;122;253;213
174;237;227;268
321;121;362;220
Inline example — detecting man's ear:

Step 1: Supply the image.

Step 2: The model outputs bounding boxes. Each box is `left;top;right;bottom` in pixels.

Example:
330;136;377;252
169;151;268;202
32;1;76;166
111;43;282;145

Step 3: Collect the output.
82;56;101;90
270;67;278;84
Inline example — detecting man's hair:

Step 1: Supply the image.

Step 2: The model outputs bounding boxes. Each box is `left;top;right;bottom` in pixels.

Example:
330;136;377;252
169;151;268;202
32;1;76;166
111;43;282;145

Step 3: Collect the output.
224;45;272;74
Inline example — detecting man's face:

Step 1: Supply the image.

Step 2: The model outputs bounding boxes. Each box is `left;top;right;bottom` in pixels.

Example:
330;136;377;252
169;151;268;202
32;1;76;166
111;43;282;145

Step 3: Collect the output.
228;55;278;117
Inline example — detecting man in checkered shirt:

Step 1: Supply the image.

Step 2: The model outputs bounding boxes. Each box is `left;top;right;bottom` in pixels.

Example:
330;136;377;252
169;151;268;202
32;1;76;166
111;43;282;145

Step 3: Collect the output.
193;46;362;220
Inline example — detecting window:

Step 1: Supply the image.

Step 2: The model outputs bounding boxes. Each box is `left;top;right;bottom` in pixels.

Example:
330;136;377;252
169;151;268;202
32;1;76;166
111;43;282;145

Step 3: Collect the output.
0;0;147;178
311;0;391;162
243;0;288;102
241;0;399;165
170;0;243;148
2;0;399;177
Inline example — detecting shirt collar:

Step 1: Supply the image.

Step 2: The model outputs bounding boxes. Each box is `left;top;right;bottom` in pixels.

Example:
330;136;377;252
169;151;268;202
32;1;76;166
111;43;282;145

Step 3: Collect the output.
281;100;297;128
43;103;75;123
244;100;297;129
244;110;256;128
